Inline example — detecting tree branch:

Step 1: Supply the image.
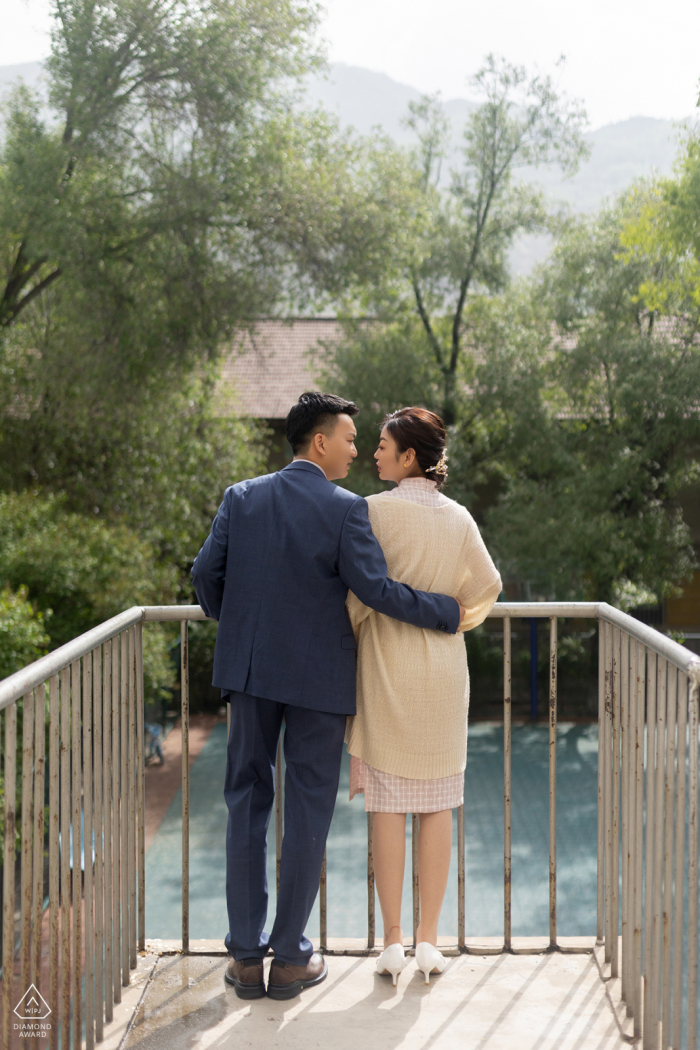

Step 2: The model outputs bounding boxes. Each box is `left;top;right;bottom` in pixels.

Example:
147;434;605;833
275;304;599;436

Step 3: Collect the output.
412;277;444;369
1;243;45;308
0;268;62;327
450;171;499;375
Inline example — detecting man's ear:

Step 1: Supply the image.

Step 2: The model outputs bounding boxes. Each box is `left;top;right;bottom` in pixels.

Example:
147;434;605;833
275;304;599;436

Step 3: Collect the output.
312;431;326;456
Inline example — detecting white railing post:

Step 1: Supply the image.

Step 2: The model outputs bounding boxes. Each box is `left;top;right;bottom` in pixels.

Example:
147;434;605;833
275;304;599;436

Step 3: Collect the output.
548;616;557;950
503;614;512;952
687;677;699;1050
620;630;630;1007
48;674;60;1050
649;658;667;1043
672;673;688;1047
367;813;375;951
596;619;606;945
662;668;677;1044
643;650;657;1047
604;620;614;965
82;653;94;1050
92;647;104;1043
632;640;644;1037
2;702;18;1050
180;620;190;954
72;659;84;1045
135;623;146;954
611;627;621;979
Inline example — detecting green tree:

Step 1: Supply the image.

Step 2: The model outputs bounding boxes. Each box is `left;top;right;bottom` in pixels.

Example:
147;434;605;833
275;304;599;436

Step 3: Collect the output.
619;130;700;316
0;0;420;345
0;0;426;566
476;200;700;603
0;585;50;680
401;56;588;424
0;0;323;332
326;57;588;496
329;189;700;604
0;491;178;693
0;0;323;581
0;336;267;568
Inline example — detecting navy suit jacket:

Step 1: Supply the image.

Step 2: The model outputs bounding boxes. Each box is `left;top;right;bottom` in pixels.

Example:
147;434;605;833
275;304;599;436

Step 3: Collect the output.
191;460;460;714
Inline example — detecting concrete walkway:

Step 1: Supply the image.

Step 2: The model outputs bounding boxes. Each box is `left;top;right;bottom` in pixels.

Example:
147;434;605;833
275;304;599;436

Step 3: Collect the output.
118;941;629;1050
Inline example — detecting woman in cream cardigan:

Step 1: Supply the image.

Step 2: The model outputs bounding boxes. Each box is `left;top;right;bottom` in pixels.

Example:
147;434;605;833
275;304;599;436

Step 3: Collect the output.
345;407;501;986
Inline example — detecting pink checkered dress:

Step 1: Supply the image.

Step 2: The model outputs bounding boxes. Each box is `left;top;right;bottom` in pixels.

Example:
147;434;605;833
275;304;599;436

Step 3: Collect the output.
348;477;465;814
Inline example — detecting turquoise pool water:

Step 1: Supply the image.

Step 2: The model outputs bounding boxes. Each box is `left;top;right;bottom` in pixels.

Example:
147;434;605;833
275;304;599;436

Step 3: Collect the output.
144;722;600;942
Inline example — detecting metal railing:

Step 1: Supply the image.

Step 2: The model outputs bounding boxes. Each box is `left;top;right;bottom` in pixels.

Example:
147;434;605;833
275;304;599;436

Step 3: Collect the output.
0;601;699;1049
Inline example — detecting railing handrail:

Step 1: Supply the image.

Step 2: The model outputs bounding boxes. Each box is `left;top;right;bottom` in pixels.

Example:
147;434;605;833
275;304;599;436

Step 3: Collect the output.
2;600;700;711
488;601;599;617
0;606;144;711
493;602;700;681
596;602;700;680
0;604;209;710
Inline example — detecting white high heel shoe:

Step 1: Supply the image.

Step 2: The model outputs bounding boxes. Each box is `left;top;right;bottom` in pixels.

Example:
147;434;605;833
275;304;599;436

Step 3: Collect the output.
376;943;406;986
415;942;446;985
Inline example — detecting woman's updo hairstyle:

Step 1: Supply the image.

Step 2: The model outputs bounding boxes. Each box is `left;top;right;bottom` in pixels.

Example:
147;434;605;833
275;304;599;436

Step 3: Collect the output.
382;406;449;489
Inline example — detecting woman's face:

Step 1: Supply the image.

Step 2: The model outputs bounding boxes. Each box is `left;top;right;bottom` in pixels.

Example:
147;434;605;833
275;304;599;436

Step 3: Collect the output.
374;427;415;483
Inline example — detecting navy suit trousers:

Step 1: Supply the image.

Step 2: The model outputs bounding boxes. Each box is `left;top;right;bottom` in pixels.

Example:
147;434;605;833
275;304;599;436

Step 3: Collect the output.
223;691;346;965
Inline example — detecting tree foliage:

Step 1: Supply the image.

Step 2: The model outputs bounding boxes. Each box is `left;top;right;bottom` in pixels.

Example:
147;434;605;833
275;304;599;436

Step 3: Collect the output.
329;192;700;604
473;198;700;601
0;491;178;692
400;56;588;423
0;0;418;342
0;329;267;567
1;0;322;332
476;202;700;601
0;0;425;570
620;130;700;316
0;585;50;680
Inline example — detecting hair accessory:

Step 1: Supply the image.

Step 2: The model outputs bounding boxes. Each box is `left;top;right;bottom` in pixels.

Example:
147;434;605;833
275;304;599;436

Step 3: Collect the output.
425;451;449;477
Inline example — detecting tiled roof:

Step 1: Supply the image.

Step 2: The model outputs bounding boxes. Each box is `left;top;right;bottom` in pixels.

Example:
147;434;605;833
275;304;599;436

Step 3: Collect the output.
214;318;344;420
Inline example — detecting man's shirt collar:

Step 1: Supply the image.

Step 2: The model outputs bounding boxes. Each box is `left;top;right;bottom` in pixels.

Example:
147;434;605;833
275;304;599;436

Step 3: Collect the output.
290;458;327;477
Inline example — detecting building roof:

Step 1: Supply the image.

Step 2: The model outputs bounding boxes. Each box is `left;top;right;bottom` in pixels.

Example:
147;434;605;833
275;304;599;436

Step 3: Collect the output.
214;318;344;420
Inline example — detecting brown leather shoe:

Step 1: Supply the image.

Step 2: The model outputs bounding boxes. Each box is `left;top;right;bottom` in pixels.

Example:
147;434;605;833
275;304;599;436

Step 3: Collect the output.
266;952;328;1000
224;957;266;999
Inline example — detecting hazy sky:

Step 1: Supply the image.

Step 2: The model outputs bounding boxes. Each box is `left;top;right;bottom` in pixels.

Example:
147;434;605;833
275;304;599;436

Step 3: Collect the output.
4;0;699;129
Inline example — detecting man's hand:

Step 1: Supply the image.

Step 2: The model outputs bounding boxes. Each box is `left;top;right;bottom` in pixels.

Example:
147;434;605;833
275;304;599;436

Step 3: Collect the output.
457;601;467;631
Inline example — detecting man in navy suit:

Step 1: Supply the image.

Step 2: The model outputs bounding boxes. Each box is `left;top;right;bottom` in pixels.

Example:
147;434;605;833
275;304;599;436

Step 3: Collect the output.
192;392;464;1001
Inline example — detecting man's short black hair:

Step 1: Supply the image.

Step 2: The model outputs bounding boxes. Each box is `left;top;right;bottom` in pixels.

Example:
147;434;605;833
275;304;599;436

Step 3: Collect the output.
285;392;358;455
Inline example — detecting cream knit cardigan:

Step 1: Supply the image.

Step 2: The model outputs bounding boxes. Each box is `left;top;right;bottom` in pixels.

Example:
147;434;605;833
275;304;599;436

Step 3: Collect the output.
344;492;502;780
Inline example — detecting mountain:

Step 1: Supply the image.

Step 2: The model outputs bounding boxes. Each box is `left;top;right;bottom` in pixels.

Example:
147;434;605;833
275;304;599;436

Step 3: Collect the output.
530;117;685;212
0;61;44;93
0;61;50;125
306;64;690;271
307;64;686;212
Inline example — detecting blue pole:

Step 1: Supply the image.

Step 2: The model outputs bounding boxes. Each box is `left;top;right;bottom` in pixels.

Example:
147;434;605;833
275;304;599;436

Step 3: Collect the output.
529;618;538;720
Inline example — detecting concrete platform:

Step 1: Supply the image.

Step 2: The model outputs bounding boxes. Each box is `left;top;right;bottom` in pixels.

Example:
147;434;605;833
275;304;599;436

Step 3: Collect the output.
121;941;629;1050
